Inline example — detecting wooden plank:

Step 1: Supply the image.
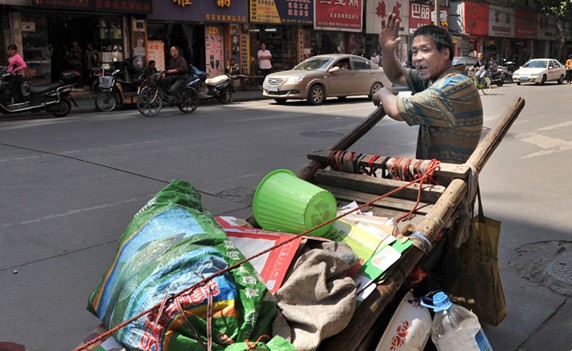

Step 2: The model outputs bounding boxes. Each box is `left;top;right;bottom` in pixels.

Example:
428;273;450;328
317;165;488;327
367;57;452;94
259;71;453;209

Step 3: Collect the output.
314;169;446;204
317;97;525;351
306;149;470;185
320;185;434;217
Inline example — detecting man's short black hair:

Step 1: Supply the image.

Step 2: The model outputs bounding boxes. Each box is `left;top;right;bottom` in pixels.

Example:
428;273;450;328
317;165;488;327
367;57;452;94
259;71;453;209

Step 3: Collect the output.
413;25;454;61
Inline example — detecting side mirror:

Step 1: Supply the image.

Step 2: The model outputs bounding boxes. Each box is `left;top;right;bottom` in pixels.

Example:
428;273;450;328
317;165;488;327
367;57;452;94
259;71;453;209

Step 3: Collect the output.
329;66;340;73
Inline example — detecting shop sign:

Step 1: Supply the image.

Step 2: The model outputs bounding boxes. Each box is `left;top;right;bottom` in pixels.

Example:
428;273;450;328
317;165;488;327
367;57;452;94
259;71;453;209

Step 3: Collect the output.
31;0;152;14
409;3;432;33
514;8;537;39
463;1;488;36
148;0;247;22
537;14;557;41
315;0;363;32
250;0;313;25
365;0;408;35
488;5;514;38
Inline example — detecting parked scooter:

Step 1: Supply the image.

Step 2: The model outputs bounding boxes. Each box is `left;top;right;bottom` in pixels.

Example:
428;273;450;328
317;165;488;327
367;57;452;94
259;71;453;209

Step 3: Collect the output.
190;66;235;104
95;67;145;112
0;68;80;117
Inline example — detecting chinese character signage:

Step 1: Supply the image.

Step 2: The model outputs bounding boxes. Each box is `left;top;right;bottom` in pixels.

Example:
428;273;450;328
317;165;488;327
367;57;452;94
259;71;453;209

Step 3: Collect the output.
315;0;363;32
365;0;408;35
514;8;537;39
148;0;247;22
32;0;152;13
409;2;432;33
488;5;514;38
537;14;557;40
463;1;488;36
250;0;313;25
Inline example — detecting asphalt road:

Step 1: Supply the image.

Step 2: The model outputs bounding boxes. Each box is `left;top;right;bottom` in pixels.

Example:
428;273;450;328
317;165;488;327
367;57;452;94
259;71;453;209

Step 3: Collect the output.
1;83;571;350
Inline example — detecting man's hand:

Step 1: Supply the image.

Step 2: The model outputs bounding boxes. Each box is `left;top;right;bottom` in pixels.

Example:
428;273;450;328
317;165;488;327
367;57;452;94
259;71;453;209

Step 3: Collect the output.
379;13;401;54
372;86;398;107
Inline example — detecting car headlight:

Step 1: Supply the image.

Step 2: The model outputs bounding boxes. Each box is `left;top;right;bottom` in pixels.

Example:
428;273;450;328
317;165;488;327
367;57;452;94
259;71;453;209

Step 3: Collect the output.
286;75;305;84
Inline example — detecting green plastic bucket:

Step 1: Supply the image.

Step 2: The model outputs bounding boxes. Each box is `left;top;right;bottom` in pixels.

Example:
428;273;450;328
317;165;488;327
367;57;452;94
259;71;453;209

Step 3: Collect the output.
253;169;336;237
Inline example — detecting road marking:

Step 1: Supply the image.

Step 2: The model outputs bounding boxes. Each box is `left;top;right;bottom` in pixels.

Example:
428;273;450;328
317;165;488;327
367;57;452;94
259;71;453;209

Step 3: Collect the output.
515;132;572;158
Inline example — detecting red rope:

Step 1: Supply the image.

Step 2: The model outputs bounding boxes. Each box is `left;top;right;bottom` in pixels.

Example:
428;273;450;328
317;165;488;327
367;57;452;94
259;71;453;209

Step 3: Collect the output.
75;159;441;351
397;159;441;222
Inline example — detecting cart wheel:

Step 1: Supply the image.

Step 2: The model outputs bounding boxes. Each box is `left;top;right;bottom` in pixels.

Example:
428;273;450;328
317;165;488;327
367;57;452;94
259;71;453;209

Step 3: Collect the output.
137;87;162;117
178;88;199;114
95;91;118;112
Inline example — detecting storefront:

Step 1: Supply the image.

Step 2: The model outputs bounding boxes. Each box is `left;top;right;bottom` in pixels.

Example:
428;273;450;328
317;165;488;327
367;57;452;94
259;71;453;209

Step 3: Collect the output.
7;0;151;86
249;0;313;73
147;0;248;76
365;0;408;63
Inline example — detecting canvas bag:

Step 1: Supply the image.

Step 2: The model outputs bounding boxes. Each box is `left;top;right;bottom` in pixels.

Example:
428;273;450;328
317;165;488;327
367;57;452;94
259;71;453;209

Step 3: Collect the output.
448;189;507;326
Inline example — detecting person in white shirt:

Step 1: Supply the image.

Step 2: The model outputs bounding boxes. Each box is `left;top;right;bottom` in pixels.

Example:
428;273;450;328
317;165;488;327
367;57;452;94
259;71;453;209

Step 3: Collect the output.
257;42;272;81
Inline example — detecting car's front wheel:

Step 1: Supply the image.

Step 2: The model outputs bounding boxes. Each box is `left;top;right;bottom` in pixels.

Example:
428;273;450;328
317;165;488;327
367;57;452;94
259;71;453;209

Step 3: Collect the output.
307;84;325;105
368;82;383;99
540;74;547;85
274;98;287;104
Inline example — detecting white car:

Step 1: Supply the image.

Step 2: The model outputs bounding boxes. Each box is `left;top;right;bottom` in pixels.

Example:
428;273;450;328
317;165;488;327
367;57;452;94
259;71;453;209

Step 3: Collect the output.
512;58;566;85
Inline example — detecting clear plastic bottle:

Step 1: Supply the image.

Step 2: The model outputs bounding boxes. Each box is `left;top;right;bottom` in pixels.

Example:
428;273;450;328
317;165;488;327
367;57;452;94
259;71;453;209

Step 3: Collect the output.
422;291;493;351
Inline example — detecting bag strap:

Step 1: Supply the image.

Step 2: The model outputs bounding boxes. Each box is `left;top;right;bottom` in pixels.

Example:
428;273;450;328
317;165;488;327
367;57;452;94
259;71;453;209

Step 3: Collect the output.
476;187;485;222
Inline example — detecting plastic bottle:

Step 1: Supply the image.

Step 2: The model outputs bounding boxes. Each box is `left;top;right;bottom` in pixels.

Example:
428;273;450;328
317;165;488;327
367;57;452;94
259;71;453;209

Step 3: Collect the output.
422;291;493;351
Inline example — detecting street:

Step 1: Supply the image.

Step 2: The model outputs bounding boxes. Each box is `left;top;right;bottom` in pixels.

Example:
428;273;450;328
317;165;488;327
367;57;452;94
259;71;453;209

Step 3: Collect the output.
1;83;572;350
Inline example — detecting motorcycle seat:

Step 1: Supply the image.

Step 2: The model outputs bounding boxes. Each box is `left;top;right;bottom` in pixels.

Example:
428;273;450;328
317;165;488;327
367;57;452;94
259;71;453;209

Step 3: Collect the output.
29;82;64;95
205;75;229;86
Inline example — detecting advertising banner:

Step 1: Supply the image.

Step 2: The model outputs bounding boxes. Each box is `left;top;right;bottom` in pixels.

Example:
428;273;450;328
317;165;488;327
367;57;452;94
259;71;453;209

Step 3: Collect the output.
514;8;537;39
488;5;514;38
365;0;408;35
463;1;488;36
32;0;152;13
148;0;247;23
537;14;557;41
250;0;313;25
315;0;363;32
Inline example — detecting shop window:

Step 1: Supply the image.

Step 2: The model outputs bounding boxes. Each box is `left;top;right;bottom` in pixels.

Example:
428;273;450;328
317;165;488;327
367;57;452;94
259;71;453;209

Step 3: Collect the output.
99;17;124;69
21;13;50;85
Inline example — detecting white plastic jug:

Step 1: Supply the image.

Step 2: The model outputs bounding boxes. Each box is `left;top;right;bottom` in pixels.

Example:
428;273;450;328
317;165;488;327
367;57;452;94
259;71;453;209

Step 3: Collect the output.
375;290;432;351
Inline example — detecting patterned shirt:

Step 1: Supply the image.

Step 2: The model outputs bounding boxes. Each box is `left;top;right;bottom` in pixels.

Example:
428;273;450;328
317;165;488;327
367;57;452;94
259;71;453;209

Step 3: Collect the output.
397;65;483;164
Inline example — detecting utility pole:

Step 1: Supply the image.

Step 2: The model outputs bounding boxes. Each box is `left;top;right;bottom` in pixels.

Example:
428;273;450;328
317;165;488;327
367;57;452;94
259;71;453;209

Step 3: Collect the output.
434;0;438;25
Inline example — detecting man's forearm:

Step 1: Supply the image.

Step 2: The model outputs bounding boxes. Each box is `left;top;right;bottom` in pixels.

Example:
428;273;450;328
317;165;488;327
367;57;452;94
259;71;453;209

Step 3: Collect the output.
381;49;407;85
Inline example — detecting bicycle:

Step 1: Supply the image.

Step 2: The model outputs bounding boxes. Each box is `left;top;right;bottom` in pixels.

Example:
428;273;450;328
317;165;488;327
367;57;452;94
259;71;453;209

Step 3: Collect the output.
136;72;199;117
469;69;492;95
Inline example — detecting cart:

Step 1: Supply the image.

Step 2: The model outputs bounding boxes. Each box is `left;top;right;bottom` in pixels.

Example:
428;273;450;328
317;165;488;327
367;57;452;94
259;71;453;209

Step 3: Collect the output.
77;97;525;351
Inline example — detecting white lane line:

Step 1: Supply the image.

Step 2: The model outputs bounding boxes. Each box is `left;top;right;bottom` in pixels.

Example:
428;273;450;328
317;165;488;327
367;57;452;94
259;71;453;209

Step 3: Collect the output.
515;132;572;159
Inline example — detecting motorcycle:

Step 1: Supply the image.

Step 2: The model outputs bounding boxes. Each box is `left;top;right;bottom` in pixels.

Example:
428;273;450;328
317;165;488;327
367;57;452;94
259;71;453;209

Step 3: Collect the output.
190;66;235;104
94;67;145;112
0;68;80;117
490;69;505;87
136;71;199;117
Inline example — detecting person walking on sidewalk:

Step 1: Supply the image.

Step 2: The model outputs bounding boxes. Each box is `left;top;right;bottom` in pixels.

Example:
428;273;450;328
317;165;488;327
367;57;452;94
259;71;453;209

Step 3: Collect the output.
566;55;572;84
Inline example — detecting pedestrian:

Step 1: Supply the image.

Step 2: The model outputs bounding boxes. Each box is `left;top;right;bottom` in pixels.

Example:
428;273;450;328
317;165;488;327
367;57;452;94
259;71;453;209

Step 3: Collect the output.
371;50;380;66
6;44;27;103
257;42;272;83
225;58;240;75
566;55;572;84
84;43;99;89
372;13;483;164
68;40;84;90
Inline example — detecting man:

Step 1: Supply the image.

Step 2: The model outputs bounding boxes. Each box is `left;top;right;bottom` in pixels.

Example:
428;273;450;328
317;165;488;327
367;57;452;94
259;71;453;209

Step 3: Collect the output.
161;46;189;99
473;52;489;87
373;13;483;164
257;42;272;80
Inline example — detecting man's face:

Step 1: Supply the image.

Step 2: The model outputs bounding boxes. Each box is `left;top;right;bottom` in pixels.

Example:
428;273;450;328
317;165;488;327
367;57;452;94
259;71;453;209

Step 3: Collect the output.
411;35;450;81
170;47;178;58
478;53;483;60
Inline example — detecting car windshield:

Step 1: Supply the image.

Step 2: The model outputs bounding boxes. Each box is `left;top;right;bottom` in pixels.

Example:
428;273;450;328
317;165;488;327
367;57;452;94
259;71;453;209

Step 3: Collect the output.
523;60;547;69
293;58;333;71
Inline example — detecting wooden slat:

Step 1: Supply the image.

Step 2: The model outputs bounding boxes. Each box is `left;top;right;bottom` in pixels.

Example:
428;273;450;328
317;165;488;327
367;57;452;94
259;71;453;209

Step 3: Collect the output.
306;149;470;185
320;185;434;217
314;169;446;204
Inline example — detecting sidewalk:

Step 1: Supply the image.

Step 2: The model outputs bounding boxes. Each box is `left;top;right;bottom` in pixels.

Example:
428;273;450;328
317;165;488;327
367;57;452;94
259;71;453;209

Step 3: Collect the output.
70;87;269;114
